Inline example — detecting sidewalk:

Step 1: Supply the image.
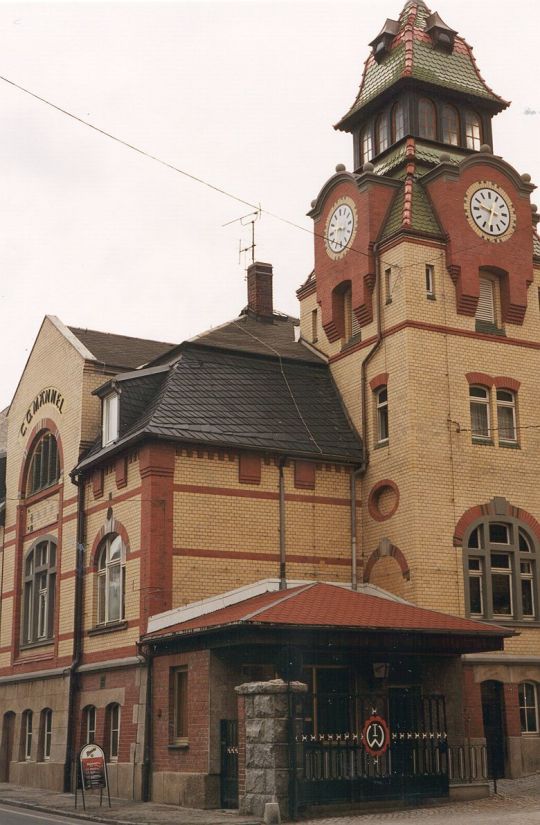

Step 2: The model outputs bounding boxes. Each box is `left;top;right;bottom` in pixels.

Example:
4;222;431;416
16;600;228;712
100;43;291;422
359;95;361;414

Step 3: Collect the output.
0;775;538;825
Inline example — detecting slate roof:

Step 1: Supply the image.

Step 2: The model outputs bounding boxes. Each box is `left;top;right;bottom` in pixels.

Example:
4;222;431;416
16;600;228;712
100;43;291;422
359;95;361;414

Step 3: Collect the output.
336;0;507;131
77;341;363;471
151;311;321;365
69;327;177;370
144;582;511;644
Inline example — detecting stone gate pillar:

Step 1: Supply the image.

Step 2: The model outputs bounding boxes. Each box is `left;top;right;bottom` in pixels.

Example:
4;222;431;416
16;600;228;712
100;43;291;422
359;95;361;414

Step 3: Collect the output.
235;679;307;820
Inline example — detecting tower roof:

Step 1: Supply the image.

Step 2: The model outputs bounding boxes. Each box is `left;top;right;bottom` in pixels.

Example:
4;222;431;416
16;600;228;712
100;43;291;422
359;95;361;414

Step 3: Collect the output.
336;0;508;132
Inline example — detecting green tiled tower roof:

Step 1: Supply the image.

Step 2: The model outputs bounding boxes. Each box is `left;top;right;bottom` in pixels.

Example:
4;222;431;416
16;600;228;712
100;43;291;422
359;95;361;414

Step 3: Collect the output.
336;0;508;132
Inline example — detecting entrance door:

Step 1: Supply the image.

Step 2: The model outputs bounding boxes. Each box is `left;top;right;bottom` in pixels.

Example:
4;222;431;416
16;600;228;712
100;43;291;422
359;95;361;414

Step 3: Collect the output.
481;680;506;778
0;712;15;782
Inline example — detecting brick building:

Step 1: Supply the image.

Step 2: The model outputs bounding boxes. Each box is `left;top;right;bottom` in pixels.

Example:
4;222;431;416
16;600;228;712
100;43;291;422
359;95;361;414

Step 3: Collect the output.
0;0;539;815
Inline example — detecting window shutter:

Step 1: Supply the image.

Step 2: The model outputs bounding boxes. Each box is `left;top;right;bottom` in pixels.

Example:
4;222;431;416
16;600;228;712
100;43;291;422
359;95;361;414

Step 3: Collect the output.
476;278;495;322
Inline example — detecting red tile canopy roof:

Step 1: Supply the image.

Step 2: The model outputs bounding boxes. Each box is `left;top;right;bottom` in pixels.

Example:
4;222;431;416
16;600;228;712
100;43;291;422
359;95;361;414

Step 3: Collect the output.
144;582;511;643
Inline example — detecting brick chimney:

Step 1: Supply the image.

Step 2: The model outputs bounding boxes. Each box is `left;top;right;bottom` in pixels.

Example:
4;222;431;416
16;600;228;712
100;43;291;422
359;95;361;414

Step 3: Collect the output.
247;261;273;319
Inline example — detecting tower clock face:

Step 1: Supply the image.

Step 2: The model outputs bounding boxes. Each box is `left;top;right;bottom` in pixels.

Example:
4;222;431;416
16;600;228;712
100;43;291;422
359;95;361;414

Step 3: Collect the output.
325;197;358;260
464;181;516;243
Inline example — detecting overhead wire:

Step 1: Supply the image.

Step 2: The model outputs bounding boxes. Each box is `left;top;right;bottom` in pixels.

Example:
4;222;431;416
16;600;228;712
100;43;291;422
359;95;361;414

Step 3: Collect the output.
0;72;537;280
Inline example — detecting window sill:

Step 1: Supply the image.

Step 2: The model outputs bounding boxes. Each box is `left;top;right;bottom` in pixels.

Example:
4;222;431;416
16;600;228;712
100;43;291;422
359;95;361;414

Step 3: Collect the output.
88;621;128;637
499;441;520;450
24;482;62;506
168;740;189;750
373;440;389;450
470;617;540;628
475;321;506;337
472;437;493;446
19;638;54;652
426;294;436;301
340;334;362;352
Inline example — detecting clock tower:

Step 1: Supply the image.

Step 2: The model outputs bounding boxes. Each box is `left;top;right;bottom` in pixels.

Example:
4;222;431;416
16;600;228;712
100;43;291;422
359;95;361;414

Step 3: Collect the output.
298;0;540;778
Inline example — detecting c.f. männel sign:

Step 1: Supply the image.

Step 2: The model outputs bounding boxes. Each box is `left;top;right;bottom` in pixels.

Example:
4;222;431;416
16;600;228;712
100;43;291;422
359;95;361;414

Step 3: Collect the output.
20;387;65;436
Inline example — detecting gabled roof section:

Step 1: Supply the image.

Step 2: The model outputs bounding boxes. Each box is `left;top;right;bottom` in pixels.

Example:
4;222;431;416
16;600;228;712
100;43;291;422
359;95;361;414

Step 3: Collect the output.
69;326;177;370
336;0;508;132
144;581;512;644
76;342;363;472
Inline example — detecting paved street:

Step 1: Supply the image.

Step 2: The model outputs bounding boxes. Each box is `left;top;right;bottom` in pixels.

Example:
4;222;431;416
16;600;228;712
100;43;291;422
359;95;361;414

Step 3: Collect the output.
0;776;539;825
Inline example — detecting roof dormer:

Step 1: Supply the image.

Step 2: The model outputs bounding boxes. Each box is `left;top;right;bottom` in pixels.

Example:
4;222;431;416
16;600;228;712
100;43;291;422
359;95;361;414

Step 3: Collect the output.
369;18;400;63
425;11;457;52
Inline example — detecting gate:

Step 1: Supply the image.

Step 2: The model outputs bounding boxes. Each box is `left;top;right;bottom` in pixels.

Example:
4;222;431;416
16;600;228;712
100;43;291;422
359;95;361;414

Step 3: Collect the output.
220;719;239;808
291;690;449;808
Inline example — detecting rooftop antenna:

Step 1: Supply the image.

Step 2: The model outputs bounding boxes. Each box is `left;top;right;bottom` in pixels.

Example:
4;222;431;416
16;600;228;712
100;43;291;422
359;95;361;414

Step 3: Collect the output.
223;206;261;269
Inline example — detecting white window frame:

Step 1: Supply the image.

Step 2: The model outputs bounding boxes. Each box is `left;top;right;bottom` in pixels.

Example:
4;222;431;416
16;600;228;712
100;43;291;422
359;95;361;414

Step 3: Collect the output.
43;709;52;760
376;386;389;444
519;682;539;734
425;264;435;298
496;389;517;444
102;392;119;446
85;706;96;745
23;710;33;761
97;535;125;625
469;385;491;441
22;540;56;646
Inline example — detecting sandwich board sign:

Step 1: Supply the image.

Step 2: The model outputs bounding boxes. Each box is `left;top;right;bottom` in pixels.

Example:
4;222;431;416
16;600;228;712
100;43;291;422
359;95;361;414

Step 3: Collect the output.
76;743;111;809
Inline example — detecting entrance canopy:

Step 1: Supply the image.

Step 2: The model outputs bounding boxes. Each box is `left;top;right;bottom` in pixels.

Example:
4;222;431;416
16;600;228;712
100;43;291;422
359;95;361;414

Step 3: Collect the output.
144;582;512;655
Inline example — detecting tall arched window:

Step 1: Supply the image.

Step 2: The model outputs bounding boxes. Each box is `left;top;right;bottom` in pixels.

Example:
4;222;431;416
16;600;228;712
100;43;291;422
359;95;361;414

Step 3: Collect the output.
22;540;56;645
465;111;482;150
21;710;33;761
376;113;390;154
84;706;96;745
27;432;60;496
360;126;373;165
97;534;125;625
442;104;460;145
392;102;405;142
418;98;437;140
464;520;538;621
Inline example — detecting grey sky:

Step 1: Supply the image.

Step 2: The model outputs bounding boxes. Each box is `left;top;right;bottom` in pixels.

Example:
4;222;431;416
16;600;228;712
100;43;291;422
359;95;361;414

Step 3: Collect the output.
0;0;538;409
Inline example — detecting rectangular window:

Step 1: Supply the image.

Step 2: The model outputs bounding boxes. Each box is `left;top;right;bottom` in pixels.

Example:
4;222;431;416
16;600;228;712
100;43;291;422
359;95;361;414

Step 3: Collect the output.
519;683;539;733
476;277;495;323
425;264;435;297
385;268;392;304
468;558;483;615
496;390;517;443
311;309;318;343
376;387;389;444
86;706;96;744
23;711;33;761
520;561;535;617
171;668;188;743
491;553;513;616
102;393;119;446
108;705;120;761
470;386;490;440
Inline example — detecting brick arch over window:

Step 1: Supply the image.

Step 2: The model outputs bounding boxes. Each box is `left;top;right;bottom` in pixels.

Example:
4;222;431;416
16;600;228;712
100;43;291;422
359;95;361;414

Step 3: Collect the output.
363;541;410;583
454;498;540;546
369;373;389;391
90;518;131;569
18;419;64;497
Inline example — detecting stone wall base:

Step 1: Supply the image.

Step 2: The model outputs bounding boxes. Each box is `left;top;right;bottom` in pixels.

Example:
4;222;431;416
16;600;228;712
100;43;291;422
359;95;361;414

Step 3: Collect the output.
449;782;490;801
7;760;64;791
151;771;220;808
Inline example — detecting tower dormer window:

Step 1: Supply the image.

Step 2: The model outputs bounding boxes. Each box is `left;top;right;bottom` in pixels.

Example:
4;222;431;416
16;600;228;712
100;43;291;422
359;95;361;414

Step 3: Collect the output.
418;98;437;141
376;114;389;154
465;111;482;150
392;102;405;142
102;393;119;446
442;105;460;146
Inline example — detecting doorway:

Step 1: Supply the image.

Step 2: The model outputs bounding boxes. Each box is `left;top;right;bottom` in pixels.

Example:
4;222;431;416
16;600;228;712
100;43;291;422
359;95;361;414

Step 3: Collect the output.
0;712;15;782
481;680;506;778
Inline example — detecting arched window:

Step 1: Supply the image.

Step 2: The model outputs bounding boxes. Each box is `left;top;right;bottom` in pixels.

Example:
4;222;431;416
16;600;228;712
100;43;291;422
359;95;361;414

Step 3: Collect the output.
21;710;33;761
38;708;52;761
464;520;538;621
519;683;539;733
392;102;405;142
106;703;121;761
376;113;390;154
418;98;437;140
442;104;460;145
22;540;56;645
27;432;60;496
97;534;125;625
465;111;482;150
84;706;96;745
360;126;373;165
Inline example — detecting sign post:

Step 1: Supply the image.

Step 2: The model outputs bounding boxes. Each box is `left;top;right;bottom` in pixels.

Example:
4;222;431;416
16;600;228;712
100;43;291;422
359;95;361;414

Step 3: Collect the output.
77;743;111;810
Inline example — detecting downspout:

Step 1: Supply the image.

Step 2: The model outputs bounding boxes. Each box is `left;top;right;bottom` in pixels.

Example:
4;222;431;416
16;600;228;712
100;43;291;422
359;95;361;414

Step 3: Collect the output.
138;640;153;802
355;241;383;590
279;457;287;590
63;470;86;791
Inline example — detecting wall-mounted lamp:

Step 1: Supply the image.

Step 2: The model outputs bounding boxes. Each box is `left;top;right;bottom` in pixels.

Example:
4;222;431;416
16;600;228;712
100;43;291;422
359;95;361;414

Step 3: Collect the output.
373;662;390;679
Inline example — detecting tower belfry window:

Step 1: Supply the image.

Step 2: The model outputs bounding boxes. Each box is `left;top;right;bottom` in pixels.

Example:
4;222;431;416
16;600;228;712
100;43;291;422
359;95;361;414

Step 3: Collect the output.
418;98;437;141
442;105;460;146
392;102;405;142
360;126;373;165
465;111;482;150
376;114;390;154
